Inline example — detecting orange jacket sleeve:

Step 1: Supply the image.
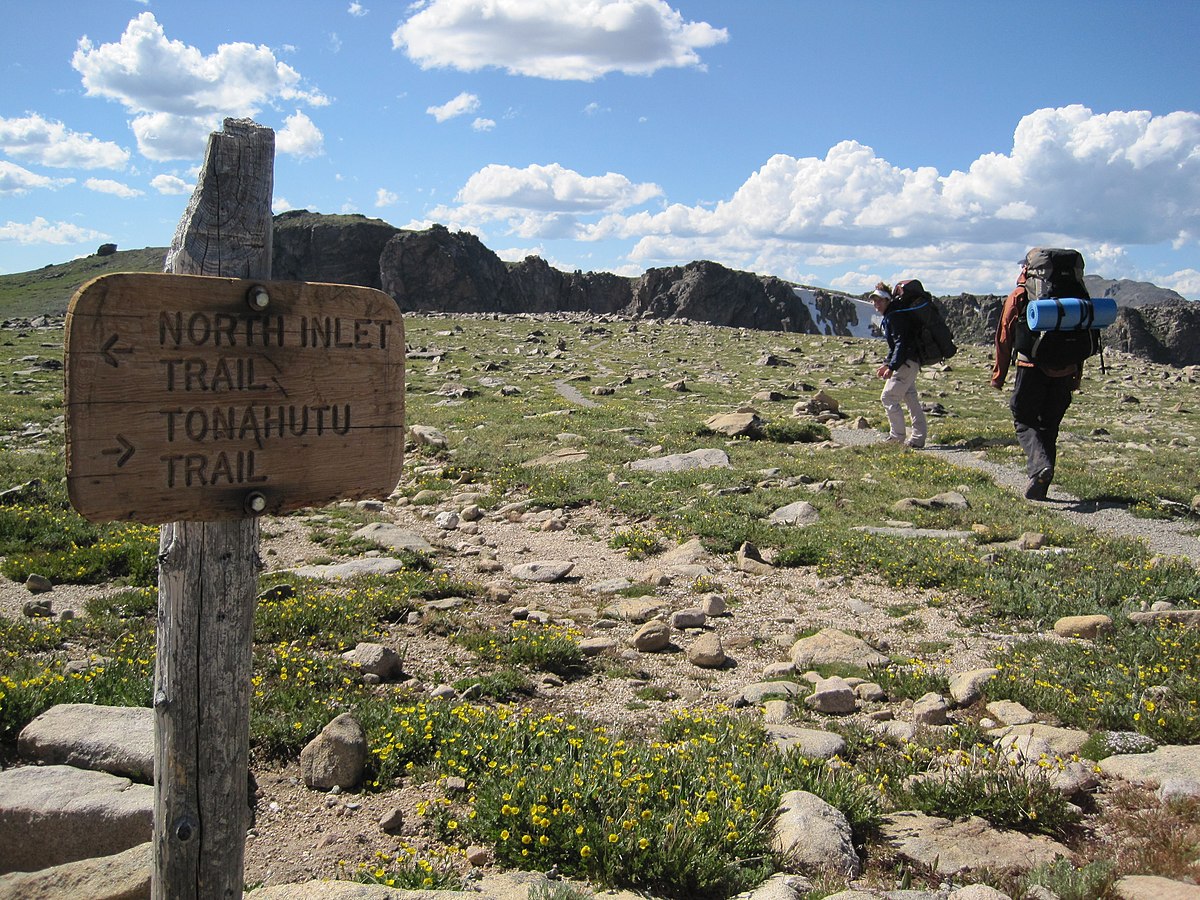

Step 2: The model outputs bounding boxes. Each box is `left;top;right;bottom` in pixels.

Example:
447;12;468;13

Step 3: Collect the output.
991;286;1023;388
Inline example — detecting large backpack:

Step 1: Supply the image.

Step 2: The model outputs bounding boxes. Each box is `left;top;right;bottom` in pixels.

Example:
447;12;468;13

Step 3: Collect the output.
890;279;957;365
1013;248;1102;368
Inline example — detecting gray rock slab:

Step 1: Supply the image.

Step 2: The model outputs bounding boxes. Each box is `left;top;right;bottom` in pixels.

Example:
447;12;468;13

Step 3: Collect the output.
988;723;1090;756
790;628;889;669
288;558;408;579
1099;744;1200;788
877;811;1071;876
769;501;820;526
525;447;590;466
738;680;805;706
0;840;150;900
659;538;711;566
17;704;153;783
0;765;153;875
854;526;977;541
628;448;730;473
1127;609;1200;628
764;725;847;759
1113;875;1200;900
352;523;434;553
510;560;574;582
773;789;860;876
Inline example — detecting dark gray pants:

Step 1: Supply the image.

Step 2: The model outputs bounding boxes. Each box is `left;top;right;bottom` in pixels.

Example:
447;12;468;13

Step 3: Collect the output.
1010;366;1074;478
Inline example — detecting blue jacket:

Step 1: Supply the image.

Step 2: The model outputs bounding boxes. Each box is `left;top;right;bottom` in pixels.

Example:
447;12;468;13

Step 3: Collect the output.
882;303;922;369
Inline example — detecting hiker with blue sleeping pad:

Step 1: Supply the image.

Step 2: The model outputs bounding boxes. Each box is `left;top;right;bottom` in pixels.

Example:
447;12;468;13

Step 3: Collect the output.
872;279;957;449
992;247;1113;501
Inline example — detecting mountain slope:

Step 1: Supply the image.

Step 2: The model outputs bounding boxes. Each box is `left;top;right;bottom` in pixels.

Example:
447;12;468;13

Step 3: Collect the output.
0;247;166;319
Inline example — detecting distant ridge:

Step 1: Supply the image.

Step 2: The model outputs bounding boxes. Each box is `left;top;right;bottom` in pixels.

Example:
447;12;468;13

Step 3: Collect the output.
2;214;1197;366
1084;274;1187;308
0;246;166;319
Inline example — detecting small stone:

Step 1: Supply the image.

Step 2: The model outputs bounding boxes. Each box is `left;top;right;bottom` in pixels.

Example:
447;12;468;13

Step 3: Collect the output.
24;574;53;594
631;620;671;652
912;692;950;725
805;677;856;715
669;608;707;630
379;807;404;834
700;593;727;616
1054;614;1112;640
688;633;726;668
22;599;53;618
511;560;575;582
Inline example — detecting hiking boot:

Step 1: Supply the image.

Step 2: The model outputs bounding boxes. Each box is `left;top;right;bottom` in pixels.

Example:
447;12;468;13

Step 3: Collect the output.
882;435;904;446
904;439;926;449
1024;467;1052;501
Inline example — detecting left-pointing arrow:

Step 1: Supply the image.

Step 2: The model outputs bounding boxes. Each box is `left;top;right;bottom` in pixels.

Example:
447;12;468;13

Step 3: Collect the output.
101;334;133;368
101;434;136;467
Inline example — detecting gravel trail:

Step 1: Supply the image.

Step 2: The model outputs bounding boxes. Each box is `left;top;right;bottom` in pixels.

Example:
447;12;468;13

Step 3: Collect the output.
832;426;1200;564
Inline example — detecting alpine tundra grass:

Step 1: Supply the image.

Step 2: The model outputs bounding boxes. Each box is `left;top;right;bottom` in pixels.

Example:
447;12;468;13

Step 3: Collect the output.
1;313;1198;895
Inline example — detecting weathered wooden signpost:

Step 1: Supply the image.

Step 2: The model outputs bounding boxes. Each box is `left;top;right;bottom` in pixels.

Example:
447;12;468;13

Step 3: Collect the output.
63;118;405;897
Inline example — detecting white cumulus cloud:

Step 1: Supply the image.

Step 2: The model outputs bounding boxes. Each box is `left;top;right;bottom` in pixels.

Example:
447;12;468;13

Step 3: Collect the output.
150;173;193;195
375;188;399;207
472;117;496;132
277;111;324;158
568;105;1200;292
430;162;663;240
0;161;74;195
85;177;143;198
348;2;368;16
0;216;106;245
393;0;728;81
72;12;328;161
427;92;481;123
0;114;129;169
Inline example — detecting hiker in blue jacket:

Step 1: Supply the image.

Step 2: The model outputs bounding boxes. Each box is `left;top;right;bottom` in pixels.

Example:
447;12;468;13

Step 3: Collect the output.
871;282;927;448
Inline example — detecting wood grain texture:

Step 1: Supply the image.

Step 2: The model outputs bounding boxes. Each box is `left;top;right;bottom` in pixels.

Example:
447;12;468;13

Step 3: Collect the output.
152;118;270;900
65;273;405;523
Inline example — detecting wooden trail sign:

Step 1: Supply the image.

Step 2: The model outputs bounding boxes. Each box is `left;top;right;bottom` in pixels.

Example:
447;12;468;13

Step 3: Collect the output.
65;272;405;523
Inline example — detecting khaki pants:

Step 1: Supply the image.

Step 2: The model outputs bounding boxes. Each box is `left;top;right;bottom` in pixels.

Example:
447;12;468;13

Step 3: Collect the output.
880;359;927;443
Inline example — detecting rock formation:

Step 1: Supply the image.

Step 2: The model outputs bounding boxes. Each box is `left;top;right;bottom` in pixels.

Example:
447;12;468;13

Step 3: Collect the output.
266;211;1200;366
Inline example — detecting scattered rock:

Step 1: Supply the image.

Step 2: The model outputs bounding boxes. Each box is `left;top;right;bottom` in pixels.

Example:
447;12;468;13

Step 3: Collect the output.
17;704;153;783
805;677;856;715
628;448;730;473
300;713;368;792
24;574;53;594
768;501;820;527
789;628;889;670
687;633;726;668
877;810;1072;876
772;790;860;876
510;560;574;582
1054;614;1112;639
630;620;671;653
0;840;150;900
948;668;998;705
704;411;765;438
0;766;153;874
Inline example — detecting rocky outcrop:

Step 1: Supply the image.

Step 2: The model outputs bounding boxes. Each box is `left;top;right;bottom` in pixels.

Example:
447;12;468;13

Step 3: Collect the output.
266;212;1200;366
380;224;516;313
627;261;817;332
1106;303;1200;366
1085;274;1188;307
272;210;398;290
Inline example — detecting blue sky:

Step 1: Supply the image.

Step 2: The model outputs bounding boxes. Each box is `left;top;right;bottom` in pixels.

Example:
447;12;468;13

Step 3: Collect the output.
3;0;1199;299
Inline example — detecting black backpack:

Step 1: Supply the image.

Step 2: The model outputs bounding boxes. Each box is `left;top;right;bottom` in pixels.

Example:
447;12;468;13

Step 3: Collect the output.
1013;248;1101;368
891;279;958;365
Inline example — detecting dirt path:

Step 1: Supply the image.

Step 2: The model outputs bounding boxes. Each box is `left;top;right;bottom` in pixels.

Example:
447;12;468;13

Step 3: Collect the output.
833;426;1200;564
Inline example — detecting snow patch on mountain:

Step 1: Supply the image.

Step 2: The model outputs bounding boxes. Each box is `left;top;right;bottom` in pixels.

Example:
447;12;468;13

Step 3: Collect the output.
794;287;881;339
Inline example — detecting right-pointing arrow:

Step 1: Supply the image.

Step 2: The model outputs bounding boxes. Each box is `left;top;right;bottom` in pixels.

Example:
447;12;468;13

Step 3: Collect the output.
101;434;136;467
